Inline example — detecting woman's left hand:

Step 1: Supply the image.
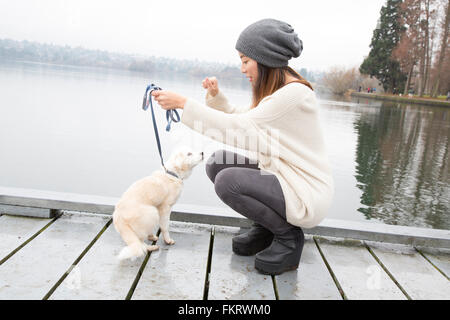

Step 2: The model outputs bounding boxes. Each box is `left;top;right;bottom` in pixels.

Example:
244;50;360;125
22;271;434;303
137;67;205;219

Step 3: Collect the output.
151;90;187;110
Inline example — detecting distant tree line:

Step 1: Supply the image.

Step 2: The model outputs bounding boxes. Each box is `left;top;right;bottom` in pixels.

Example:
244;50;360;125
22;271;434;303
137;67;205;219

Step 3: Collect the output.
0;38;316;85
360;0;449;96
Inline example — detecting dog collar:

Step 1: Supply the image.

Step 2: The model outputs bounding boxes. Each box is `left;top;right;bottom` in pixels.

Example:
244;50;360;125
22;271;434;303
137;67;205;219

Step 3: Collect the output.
163;167;181;181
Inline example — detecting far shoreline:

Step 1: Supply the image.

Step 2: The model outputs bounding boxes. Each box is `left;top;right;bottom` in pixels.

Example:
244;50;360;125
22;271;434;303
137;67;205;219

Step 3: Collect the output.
351;91;450;107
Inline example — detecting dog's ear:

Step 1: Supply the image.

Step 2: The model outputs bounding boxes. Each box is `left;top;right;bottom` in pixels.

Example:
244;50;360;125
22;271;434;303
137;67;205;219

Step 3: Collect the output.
172;152;190;173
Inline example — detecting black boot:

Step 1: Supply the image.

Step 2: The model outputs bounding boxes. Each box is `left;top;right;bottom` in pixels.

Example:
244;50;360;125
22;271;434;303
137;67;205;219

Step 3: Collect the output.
232;223;274;256
255;227;304;275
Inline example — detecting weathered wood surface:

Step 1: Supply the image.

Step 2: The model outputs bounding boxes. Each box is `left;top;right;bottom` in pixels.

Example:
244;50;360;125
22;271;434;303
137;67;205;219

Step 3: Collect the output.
208;227;275;300
131;222;211;300
0;213;449;300
0;213;109;299
49;220;143;300
0;214;52;262
416;246;450;279
275;237;342;300
314;237;407;300
367;241;450;300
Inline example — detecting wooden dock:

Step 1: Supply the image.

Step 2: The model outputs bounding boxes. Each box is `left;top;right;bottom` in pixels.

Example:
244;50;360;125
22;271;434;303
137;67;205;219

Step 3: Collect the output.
0;187;449;300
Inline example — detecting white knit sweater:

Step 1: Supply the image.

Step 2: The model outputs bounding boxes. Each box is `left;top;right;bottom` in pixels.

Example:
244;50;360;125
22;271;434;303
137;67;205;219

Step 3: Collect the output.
181;82;334;228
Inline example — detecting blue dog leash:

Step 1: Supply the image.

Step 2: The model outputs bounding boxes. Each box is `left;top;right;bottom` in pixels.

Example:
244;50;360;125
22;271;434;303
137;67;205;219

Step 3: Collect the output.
142;83;181;179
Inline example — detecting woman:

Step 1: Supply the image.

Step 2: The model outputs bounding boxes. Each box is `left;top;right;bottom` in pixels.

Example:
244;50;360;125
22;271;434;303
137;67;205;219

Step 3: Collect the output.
152;19;334;275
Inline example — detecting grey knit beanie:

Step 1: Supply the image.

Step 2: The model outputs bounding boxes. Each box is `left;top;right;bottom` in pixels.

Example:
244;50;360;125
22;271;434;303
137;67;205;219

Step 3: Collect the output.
235;18;303;68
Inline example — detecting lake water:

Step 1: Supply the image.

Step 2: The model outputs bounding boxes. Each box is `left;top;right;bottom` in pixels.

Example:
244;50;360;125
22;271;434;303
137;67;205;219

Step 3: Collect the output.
0;60;448;230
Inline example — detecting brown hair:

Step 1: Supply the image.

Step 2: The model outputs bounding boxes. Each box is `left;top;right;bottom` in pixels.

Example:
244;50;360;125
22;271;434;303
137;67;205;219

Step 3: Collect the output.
251;64;313;109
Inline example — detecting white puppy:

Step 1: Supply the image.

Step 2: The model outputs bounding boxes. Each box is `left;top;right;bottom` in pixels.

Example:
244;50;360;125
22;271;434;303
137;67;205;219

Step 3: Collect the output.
113;146;204;260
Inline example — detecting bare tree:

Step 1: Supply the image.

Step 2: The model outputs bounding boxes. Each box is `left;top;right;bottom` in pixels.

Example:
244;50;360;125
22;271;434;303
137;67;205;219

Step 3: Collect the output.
417;0;439;96
321;66;360;95
431;0;450;97
393;0;444;96
393;0;422;94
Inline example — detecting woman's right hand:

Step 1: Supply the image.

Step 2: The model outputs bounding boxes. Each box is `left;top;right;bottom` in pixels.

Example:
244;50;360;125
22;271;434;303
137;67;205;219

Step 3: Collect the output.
202;77;219;97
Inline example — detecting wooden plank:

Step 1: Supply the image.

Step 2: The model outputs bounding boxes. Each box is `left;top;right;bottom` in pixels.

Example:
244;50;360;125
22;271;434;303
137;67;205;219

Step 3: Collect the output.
0;204;55;218
315;237;406;300
49;222;144;300
131;222;211;300
309;218;450;249
0;186;117;215
0;214;52;262
275;237;342;300
0;213;109;299
207;227;275;300
416;247;450;279
367;242;450;300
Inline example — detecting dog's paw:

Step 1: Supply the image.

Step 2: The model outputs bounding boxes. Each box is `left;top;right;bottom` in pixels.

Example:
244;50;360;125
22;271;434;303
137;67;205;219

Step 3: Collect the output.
147;244;159;252
148;235;159;242
164;238;175;245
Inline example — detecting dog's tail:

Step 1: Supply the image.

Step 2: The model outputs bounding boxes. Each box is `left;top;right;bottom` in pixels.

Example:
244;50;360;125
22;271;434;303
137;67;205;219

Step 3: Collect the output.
117;243;147;260
115;222;147;261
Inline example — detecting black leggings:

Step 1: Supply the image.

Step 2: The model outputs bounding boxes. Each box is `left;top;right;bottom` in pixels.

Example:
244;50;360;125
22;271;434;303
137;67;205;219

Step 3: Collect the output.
205;150;294;235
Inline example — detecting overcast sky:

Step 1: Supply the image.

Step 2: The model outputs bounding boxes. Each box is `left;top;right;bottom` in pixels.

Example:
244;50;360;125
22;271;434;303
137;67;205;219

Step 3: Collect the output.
0;0;387;71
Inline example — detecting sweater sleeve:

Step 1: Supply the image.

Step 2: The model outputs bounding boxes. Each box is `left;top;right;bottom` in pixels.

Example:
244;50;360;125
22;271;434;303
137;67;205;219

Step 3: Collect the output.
205;91;251;114
182;97;258;151
181;87;302;152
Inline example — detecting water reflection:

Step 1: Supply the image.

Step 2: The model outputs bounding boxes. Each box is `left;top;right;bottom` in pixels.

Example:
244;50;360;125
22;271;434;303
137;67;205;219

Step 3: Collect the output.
354;101;449;229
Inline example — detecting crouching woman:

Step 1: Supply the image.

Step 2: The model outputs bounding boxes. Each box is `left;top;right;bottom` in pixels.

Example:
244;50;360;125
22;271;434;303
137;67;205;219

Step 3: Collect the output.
152;19;334;275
